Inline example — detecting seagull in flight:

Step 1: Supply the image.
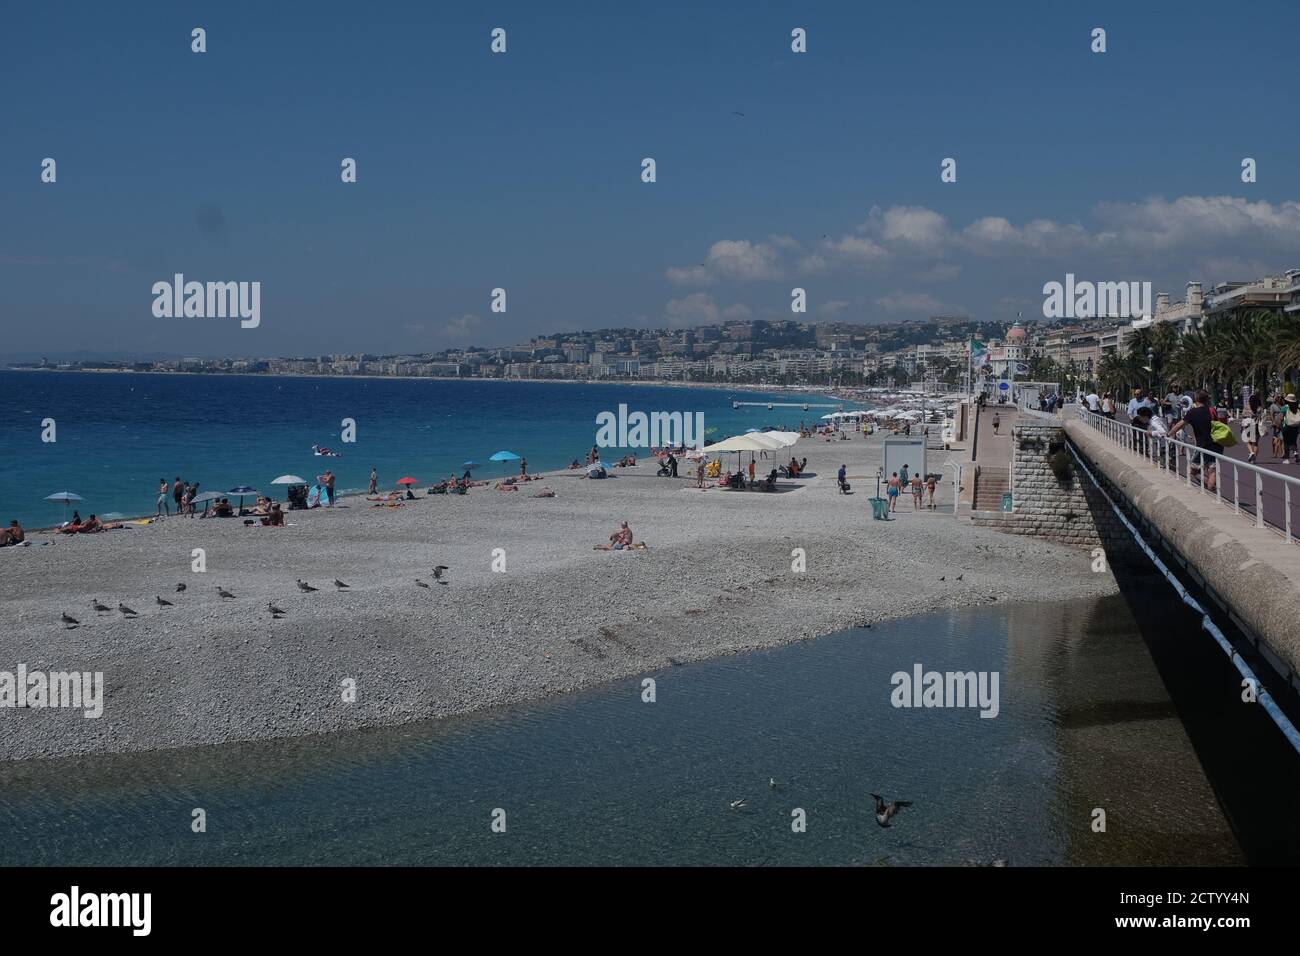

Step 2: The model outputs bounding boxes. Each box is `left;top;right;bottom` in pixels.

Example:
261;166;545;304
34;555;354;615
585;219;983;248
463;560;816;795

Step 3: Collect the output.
175;583;187;593
870;793;913;828
432;566;449;581
729;799;747;811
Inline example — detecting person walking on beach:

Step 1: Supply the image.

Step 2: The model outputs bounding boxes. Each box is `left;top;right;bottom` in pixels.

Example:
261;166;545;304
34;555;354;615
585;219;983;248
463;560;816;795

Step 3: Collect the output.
837;463;848;494
926;473;937;509
157;478;170;516
898;462;909;490
520;457;528;478
696;459;706;490
368;467;378;495
910;472;924;510
992;412;1000;435
172;476;184;513
748;457;756;487
887;471;901;512
319;470;336;507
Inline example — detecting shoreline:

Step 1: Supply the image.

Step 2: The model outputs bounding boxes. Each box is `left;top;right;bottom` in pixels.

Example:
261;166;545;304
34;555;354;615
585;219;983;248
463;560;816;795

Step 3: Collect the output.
3;435;1112;763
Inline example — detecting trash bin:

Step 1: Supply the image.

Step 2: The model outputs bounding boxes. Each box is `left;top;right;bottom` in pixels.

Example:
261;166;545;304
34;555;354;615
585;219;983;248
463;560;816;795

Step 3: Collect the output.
1000;491;1013;512
870;497;890;520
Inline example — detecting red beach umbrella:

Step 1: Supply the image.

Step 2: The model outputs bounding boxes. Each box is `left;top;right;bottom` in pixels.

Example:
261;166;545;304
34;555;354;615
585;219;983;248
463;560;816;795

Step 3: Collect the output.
396;477;418;486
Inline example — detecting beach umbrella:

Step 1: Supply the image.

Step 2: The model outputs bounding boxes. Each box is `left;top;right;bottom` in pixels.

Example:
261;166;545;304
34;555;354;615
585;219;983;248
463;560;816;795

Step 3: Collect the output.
228;485;258;509
271;475;307;485
45;491;82;523
190;491;224;513
489;450;521;462
462;461;480;469
396;477;418;486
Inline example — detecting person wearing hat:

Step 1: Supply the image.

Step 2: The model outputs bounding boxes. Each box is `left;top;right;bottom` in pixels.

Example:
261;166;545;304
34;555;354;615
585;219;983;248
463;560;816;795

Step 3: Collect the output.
1282;393;1300;465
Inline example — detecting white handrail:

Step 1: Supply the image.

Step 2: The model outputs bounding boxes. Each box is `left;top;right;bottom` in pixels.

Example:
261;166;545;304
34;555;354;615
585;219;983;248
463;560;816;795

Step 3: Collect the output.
1073;405;1299;545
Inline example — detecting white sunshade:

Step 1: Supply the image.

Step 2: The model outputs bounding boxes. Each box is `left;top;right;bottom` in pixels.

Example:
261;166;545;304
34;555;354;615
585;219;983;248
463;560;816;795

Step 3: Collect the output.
706;432;789;453
271;474;308;485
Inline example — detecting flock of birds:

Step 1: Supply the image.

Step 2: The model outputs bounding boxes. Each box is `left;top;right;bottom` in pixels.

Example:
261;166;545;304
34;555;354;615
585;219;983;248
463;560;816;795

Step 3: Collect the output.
58;566;451;628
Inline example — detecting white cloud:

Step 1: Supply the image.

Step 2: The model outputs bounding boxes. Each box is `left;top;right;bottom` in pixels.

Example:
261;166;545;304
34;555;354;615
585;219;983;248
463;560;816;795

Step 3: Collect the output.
664;292;720;328
442;313;482;341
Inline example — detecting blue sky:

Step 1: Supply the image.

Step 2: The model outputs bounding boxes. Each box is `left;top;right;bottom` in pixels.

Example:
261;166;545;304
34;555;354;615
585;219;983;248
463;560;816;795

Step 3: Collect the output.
4;0;1299;357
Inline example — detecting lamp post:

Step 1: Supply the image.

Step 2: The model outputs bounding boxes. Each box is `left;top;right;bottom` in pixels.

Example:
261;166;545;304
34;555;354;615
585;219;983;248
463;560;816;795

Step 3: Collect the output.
1147;349;1155;395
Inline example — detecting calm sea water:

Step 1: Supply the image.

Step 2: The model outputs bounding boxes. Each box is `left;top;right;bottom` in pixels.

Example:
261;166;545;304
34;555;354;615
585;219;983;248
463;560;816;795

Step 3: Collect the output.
2;589;1296;866
0;371;834;527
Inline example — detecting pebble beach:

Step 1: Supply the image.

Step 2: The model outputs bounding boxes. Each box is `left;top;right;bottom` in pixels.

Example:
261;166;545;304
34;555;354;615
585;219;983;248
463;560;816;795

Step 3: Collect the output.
3;435;1118;761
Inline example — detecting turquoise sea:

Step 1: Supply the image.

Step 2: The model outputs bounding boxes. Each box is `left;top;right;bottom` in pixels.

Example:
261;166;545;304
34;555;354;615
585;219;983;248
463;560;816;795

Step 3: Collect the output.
0;371;840;527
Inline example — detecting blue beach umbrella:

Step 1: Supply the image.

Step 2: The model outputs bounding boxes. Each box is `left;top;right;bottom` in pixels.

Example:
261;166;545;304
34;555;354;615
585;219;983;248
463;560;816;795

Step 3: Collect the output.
488;452;517;476
45;491;83;523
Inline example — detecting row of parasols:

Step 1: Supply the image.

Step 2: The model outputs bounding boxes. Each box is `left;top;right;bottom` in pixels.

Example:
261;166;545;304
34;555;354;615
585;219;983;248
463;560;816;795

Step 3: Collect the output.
40;451;528;521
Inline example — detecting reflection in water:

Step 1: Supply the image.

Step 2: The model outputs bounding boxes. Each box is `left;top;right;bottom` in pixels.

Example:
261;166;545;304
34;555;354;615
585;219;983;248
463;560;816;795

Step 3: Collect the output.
2;589;1296;866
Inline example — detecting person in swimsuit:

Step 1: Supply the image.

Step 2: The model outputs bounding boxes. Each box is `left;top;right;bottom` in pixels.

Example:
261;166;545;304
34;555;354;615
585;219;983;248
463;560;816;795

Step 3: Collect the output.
887;472;901;513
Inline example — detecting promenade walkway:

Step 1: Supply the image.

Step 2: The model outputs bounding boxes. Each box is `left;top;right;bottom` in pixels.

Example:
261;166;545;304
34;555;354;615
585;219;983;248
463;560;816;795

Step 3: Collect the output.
972;403;1018;511
1102;408;1300;542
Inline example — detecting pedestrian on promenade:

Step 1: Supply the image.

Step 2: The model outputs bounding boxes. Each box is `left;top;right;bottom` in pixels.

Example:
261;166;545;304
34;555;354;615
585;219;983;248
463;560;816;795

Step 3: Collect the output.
926;473;937;508
1241;394;1262;464
1282;394;1300;465
910;473;924;510
696;459;706;490
1170;390;1221;491
992;412;1000;435
157;478;170;516
887;472;901;512
368;467;378;495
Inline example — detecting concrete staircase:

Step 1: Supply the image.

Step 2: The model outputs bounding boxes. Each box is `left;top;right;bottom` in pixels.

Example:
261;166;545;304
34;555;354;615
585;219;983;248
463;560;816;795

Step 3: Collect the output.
973;465;1010;512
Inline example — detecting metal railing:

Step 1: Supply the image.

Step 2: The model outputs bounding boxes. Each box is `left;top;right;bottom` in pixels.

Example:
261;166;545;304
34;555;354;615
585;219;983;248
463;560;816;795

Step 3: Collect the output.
1074;406;1298;545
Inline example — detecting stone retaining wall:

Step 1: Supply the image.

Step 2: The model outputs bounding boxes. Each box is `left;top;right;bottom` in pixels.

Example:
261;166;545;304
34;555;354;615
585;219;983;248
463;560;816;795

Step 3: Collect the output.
970;419;1131;553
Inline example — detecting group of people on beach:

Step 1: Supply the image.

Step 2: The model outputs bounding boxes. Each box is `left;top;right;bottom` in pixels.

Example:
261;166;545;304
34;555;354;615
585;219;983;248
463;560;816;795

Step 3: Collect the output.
884;463;936;512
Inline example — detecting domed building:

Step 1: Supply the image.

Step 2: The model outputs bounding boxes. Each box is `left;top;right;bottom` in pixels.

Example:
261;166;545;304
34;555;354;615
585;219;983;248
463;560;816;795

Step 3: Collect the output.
987;321;1029;380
